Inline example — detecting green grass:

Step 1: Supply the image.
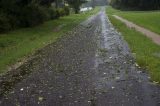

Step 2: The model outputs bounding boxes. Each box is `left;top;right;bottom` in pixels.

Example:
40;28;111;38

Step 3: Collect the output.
106;7;160;83
106;6;160;35
0;8;100;73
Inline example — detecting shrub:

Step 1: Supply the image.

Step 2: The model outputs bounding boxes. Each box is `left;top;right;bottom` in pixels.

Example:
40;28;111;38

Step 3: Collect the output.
64;6;70;16
0;2;71;33
0;13;11;33
20;5;49;27
110;0;160;10
48;8;60;19
57;7;70;17
58;8;66;17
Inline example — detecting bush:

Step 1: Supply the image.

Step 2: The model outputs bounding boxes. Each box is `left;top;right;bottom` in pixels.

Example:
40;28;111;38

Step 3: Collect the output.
64;6;70;16
57;7;70;17
0;13;11;33
20;5;49;27
110;0;160;10
0;1;71;33
58;8;66;17
48;8;60;19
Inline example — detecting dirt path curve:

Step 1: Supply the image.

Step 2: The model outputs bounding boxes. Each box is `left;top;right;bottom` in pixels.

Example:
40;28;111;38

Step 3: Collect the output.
113;15;160;45
0;7;160;106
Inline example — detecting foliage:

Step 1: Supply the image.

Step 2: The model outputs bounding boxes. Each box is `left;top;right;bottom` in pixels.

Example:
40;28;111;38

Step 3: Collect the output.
0;0;70;33
64;6;70;15
66;0;86;13
40;0;55;6
0;13;11;32
19;5;49;27
57;8;66;16
110;0;160;10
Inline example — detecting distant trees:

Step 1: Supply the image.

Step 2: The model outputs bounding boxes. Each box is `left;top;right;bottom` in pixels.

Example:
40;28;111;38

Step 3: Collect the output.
40;0;55;6
0;0;88;33
66;0;86;14
110;0;160;10
0;0;70;33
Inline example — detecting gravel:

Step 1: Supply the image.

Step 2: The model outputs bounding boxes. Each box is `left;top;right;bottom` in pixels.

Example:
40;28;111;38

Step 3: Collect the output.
0;7;160;106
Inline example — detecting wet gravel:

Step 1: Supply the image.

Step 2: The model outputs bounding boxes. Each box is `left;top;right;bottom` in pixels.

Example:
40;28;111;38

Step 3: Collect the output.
0;8;160;106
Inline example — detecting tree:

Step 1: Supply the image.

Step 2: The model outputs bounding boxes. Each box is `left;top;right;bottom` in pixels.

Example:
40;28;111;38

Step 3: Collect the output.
66;0;86;14
91;0;95;8
110;0;160;10
0;0;62;32
40;0;55;6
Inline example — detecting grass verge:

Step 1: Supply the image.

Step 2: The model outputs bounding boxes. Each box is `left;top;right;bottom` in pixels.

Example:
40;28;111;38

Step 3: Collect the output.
106;7;160;83
106;6;160;35
0;7;100;74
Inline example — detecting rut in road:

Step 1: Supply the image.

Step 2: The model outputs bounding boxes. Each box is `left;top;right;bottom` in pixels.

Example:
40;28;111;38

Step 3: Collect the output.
0;8;160;106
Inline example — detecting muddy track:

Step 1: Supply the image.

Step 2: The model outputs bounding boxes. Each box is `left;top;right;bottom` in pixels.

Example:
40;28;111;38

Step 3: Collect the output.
0;8;160;106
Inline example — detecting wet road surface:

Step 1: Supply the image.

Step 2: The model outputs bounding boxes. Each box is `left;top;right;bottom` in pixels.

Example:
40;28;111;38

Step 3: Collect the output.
0;8;160;106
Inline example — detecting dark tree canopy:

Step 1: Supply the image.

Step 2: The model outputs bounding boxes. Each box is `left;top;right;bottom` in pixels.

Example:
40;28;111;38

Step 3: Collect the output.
40;0;55;6
0;0;88;32
110;0;160;10
0;0;70;32
66;0;86;13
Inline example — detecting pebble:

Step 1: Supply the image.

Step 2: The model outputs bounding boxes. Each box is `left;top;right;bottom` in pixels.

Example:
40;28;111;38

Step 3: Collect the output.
88;100;91;103
115;77;120;80
111;87;115;89
153;81;159;84
20;88;24;91
59;95;63;99
137;71;142;74
38;97;44;101
109;56;112;59
135;63;139;67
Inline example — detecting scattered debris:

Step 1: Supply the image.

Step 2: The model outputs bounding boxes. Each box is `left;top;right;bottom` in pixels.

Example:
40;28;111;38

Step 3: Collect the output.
38;96;44;102
115;77;120;80
88;100;91;103
111;87;115;89
153;81;159;85
20;88;24;91
59;95;63;99
135;63;139;67
109;56;112;59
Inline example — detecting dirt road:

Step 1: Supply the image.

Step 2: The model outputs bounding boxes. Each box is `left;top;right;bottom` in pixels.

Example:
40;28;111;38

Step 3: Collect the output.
0;8;160;106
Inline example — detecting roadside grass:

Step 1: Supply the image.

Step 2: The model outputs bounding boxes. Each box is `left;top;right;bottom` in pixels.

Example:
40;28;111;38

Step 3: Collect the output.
106;7;160;83
0;7;100;73
106;6;160;35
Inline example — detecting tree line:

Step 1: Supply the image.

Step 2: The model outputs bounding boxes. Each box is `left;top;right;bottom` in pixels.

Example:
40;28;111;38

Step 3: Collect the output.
0;0;86;33
110;0;160;10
